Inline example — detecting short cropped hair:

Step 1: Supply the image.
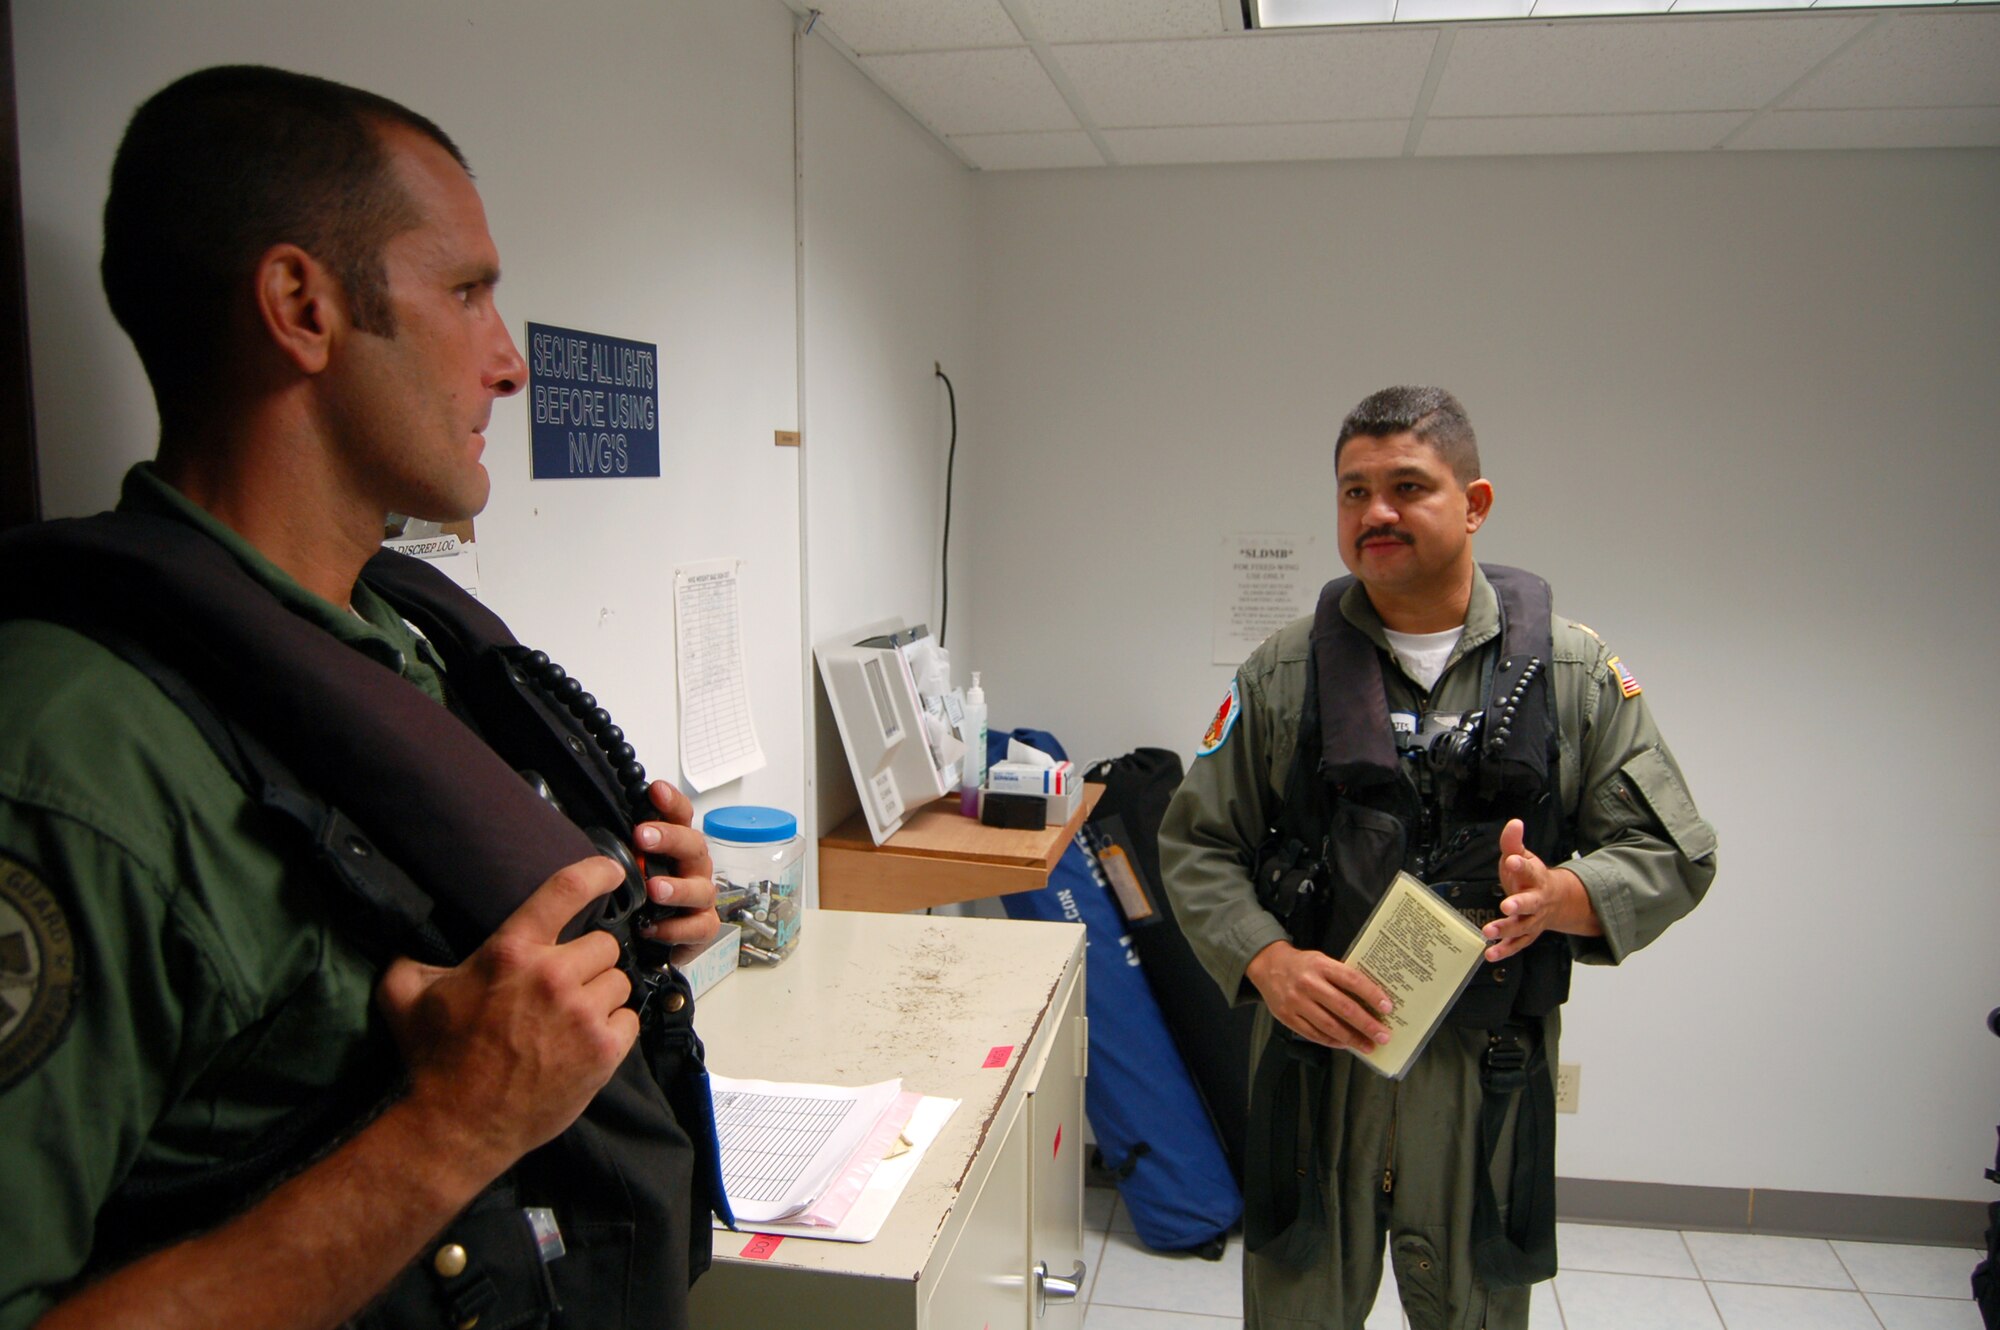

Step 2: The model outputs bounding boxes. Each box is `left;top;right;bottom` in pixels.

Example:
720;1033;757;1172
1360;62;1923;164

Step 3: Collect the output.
101;65;467;423
1334;385;1481;485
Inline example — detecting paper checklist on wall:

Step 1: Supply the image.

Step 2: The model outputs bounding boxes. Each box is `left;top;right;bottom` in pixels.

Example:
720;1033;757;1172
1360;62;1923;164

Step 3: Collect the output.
673;559;766;792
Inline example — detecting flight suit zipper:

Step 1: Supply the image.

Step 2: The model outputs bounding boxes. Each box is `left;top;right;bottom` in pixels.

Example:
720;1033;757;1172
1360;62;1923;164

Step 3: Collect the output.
1381;1083;1401;1196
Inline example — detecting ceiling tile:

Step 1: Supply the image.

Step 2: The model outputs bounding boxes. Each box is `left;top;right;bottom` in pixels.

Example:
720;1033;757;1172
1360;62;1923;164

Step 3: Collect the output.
1781;12;2000;110
1052;30;1439;127
947;130;1108;169
1728;105;2000;149
1418;110;1747;154
1101;120;1410;162
1011;0;1230;43
1429;14;1870;117
860;48;1080;134
807;0;1022;54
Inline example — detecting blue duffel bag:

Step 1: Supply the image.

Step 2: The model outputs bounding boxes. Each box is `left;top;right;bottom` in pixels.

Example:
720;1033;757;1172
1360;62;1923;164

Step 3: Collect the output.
991;728;1241;1255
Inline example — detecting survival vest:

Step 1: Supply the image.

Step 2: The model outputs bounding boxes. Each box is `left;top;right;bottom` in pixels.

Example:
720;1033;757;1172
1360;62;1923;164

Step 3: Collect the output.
1243;565;1570;1288
0;512;730;1330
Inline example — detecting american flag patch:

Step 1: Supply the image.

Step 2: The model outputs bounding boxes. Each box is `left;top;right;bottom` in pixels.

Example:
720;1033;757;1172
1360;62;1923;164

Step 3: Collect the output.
1608;655;1642;698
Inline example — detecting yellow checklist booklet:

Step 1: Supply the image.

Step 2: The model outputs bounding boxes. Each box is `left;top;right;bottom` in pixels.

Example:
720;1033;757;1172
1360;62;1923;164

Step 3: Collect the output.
1342;871;1489;1080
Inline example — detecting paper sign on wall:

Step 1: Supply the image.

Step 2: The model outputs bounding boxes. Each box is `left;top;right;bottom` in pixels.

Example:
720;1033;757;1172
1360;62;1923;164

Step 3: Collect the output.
673;559;767;792
526;321;661;479
1213;533;1318;665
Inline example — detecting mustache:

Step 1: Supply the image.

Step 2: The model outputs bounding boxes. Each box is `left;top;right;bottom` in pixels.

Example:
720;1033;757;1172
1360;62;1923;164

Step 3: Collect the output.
1357;528;1414;550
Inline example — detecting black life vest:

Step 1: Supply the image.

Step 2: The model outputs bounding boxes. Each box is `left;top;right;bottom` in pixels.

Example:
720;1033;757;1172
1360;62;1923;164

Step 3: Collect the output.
1287;564;1573;1028
1243;565;1569;1288
0;511;726;1330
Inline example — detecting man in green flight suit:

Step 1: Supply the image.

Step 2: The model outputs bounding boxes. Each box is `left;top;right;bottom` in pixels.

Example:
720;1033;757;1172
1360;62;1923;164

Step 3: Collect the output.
0;67;721;1329
1160;386;1718;1330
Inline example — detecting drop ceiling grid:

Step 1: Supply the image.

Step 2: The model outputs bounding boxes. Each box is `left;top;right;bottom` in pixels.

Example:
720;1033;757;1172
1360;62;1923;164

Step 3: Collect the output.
1101;120;1412;161
1009;0;1233;43
788;1;2000;166
860;47;1080;135
804;0;1022;54
1048;30;1442;126
1776;10;2000;107
1426;14;1874;115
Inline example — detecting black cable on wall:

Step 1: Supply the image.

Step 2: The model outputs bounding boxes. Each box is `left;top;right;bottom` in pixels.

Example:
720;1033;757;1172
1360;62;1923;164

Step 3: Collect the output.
935;362;957;648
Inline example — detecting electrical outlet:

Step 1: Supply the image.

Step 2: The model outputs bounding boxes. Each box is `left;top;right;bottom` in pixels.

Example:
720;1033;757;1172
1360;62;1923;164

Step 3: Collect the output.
1555;1062;1580;1114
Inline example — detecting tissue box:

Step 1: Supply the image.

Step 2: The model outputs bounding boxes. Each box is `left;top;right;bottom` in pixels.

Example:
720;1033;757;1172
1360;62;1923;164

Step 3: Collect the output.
988;759;1074;796
672;922;740;999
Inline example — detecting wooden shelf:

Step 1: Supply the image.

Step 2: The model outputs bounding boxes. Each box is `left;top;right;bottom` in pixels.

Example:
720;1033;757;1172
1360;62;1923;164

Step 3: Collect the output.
817;783;1103;913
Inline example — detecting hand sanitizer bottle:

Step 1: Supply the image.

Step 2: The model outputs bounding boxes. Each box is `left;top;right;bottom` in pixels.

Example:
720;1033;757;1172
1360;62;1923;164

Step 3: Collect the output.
959;672;988;817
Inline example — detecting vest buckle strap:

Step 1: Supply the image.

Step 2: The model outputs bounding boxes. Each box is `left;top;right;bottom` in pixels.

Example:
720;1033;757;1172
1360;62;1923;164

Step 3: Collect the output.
1480;1028;1534;1093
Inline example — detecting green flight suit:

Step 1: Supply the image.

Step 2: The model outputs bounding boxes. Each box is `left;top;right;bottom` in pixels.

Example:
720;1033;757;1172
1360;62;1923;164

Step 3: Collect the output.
0;466;452;1329
1161;568;1718;1330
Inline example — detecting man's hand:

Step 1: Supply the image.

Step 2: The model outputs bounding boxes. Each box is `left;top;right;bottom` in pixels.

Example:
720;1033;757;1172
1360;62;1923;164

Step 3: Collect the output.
1483;818;1604;962
376;857;639;1174
631;779;719;946
37;862;650;1330
1244;940;1394;1053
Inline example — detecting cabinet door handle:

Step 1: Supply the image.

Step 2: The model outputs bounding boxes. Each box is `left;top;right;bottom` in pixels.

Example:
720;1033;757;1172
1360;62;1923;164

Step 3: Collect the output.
1034;1258;1088;1316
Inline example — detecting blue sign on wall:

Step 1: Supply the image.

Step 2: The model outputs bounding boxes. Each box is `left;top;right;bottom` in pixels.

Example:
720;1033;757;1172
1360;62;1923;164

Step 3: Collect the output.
526;322;660;479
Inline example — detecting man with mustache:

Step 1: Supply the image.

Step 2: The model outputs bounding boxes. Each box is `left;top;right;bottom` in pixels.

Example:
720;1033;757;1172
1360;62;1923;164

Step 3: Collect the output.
1161;386;1717;1330
0;66;722;1329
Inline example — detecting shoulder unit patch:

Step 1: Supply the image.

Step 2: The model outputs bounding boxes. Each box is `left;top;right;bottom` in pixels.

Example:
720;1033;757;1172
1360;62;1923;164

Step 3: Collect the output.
1197;679;1242;757
0;855;80;1089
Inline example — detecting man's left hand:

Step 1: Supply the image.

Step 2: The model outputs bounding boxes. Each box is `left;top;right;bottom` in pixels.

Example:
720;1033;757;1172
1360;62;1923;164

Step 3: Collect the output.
632;780;720;946
1483;818;1603;962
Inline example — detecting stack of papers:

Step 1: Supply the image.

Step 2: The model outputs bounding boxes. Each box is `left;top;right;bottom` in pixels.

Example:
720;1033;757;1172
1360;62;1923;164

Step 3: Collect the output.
711;1075;959;1243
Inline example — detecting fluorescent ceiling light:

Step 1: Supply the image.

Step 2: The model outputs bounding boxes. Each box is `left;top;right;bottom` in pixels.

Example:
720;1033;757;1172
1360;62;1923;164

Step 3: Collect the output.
1261;0;1396;22
1529;0;1672;13
1252;0;1986;22
1393;0;1533;19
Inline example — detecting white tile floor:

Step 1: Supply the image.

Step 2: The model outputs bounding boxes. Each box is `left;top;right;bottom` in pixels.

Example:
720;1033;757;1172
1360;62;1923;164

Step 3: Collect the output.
1076;1186;1988;1329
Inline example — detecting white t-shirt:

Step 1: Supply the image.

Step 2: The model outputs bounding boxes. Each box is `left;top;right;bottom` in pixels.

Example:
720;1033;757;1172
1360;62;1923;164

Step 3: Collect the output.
1382;625;1464;694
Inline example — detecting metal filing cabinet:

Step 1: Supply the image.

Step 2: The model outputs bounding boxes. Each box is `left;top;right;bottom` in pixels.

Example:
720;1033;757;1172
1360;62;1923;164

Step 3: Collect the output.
687;908;1088;1330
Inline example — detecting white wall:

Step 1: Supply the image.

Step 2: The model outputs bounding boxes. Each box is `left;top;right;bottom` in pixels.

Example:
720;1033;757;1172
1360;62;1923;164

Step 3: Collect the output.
970;150;2000;1203
14;0;807;823
797;35;979;862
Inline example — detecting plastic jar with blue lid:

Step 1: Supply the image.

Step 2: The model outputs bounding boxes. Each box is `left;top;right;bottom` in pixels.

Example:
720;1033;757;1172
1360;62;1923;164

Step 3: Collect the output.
702;805;803;963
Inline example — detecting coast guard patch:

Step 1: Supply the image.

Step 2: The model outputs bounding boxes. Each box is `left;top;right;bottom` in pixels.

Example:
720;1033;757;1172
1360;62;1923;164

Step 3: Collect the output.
0;855;79;1089
1608;655;1642;698
1197;679;1242;757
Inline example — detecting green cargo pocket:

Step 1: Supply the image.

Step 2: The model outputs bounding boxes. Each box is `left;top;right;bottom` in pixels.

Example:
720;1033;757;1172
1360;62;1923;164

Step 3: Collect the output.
1611;747;1717;862
1392;1231;1448;1329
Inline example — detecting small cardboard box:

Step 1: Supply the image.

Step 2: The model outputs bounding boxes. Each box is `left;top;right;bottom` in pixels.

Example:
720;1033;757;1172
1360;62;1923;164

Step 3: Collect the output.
672;922;741;1000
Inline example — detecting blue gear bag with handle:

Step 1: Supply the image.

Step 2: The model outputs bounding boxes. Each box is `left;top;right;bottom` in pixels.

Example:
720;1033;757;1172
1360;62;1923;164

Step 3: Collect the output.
990;727;1241;1253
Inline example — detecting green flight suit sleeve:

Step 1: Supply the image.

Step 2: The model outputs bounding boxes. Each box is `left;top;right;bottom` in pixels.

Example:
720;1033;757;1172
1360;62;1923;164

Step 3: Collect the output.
0;618;380;1329
1556;624;1719;965
0;807;236;1330
1159;630;1303;1007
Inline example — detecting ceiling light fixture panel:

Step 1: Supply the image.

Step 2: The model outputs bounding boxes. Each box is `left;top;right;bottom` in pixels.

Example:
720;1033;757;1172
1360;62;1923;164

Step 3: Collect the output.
1252;0;1985;24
